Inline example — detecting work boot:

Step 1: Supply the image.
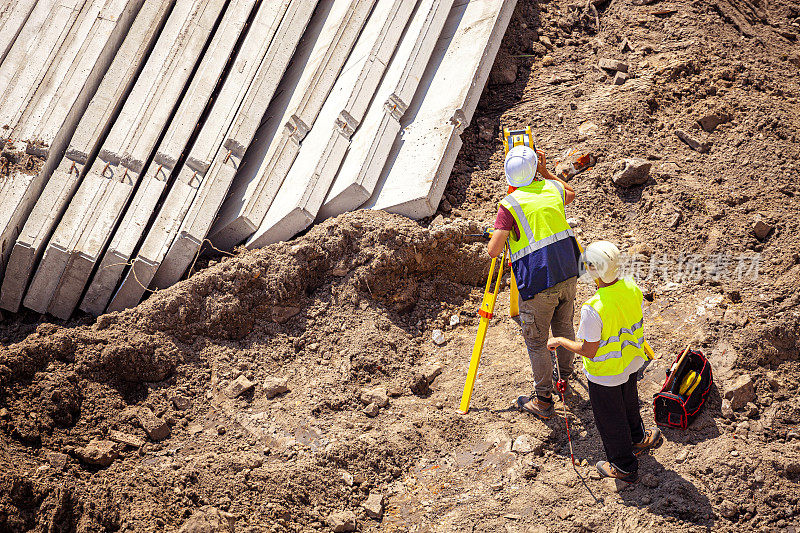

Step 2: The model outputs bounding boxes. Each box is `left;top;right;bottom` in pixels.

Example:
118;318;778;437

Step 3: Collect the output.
517;394;554;420
633;427;662;456
596;461;638;483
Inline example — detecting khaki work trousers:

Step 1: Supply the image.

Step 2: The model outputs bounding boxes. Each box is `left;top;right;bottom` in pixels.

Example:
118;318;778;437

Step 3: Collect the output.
518;276;577;398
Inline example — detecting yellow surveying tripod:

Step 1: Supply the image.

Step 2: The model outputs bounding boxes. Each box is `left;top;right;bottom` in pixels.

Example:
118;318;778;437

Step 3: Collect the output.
457;128;530;414
458;127;655;414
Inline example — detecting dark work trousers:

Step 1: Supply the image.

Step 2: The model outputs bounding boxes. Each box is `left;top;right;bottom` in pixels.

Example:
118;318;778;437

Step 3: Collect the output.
587;373;645;474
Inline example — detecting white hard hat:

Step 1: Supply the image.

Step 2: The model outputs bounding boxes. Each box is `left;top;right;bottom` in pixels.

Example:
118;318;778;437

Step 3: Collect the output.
504;145;538;188
582;241;622;284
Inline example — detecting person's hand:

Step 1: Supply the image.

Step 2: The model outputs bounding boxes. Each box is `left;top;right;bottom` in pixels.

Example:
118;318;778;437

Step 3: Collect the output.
546;337;561;350
536;149;547;175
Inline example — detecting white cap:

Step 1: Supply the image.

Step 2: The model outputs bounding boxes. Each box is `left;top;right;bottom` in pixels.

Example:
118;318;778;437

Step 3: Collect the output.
504;145;538;188
582;241;622;284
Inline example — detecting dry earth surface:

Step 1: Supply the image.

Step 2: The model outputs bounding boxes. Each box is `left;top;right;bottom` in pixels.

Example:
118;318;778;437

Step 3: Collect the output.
2;0;800;531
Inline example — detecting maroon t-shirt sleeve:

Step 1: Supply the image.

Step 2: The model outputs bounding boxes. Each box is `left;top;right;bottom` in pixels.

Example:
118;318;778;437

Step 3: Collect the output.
494;205;520;240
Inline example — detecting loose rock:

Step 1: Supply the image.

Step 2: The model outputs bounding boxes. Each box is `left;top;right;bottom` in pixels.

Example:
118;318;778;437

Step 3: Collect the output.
613;71;630;85
363;403;380;417
724;374;756;410
327;511;356;532
603;478;629;492
172;394;192;411
341;471;354;486
489;62;517;85
721;398;735;418
264;377;290;399
753;218;773;240
422;363;443;384
47;452;69;470
109;430;145;448
675;129;710;153
76;439;119;467
431;329;446;345
138;408;170;441
410;373;430;396
224;375;255;399
598;58;629;72
361;388;389;407
362;492;385;519
698;112;731;132
611;158;652;187
512;435;544;455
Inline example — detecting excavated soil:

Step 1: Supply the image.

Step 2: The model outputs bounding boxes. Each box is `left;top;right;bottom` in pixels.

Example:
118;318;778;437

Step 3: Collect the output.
2;0;800;531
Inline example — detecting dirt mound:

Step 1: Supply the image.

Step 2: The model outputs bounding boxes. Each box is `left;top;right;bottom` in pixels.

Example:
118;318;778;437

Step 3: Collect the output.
0;211;493;530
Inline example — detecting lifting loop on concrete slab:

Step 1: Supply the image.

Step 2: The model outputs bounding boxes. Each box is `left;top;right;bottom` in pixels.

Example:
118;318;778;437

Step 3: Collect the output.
102;162;111;178
189;171;200;187
69;161;78;175
223;149;232;164
1;157;8;176
156;164;164;177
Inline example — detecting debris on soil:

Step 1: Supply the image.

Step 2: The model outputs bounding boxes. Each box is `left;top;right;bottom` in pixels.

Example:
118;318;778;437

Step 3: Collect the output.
611;158;652;187
263;376;289;399
76;439;119;467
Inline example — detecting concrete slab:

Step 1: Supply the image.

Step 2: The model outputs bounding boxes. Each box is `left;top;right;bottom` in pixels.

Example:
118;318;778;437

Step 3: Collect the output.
245;0;416;248
18;0;144;157
0;0;37;67
81;0;259;316
0;0;171;313
208;0;376;250
148;0;319;290
0;0;140;287
0;0;87;136
318;0;453;221
107;0;302;311
23;172;108;313
45;0;227;319
0;0;58;138
107;0;300;312
23;0;216;316
362;0;516;217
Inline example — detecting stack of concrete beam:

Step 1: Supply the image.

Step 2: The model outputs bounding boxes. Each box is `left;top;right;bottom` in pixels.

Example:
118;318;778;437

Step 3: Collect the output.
105;0;318;310
80;0;261;316
0;0;146;309
208;0;378;250
362;0;517;217
241;0;418;248
23;0;226;319
0;0;516;318
317;0;455;221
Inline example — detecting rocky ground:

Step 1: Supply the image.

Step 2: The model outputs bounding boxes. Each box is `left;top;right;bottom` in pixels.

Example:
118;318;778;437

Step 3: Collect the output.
2;0;800;531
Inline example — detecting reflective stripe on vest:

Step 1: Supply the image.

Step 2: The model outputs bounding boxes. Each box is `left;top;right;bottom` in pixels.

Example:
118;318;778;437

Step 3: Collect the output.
582;278;646;382
499;181;579;299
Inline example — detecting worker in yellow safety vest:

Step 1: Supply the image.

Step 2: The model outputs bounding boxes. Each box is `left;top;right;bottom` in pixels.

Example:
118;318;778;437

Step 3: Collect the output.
547;241;662;483
487;145;580;420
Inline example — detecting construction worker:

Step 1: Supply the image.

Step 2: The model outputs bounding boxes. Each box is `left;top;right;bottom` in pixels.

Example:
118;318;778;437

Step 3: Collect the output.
547;241;661;483
488;145;580;419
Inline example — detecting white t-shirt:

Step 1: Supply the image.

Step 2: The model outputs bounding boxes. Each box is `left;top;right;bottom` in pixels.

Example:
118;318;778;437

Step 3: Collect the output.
577;303;644;386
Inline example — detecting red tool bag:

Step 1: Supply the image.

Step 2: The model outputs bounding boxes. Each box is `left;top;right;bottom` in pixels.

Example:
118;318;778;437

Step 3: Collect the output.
653;348;713;429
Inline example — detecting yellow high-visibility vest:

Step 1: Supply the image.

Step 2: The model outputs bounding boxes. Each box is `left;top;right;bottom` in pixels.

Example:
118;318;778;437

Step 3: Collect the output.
583;278;646;385
499;180;579;299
